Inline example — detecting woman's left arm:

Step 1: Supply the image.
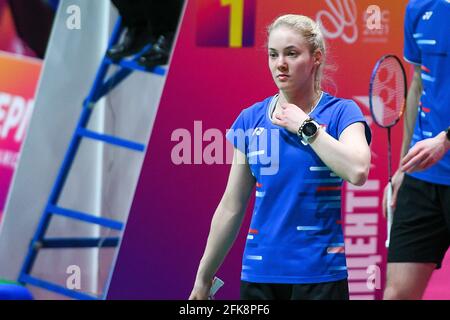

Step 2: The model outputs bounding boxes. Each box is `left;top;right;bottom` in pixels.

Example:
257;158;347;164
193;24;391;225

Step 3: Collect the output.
309;122;371;186
273;103;371;186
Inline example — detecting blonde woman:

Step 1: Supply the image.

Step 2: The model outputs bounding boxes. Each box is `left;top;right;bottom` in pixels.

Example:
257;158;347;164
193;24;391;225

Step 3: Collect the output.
189;14;371;300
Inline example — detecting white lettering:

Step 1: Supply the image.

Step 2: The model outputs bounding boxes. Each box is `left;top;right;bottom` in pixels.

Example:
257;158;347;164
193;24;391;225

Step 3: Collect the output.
0;92;33;143
344;178;382;299
366;5;381;30
66;5;81;30
66;265;81;290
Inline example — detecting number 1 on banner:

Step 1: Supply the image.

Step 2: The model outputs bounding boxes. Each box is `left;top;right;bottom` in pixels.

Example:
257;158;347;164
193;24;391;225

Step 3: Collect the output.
221;0;243;47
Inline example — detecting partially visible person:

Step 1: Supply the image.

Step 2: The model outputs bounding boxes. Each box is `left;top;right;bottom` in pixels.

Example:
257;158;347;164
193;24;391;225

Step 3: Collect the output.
383;0;450;300
107;0;184;69
1;0;55;58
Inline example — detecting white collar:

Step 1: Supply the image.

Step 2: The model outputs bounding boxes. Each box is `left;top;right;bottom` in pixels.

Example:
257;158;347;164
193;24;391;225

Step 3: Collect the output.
268;91;324;121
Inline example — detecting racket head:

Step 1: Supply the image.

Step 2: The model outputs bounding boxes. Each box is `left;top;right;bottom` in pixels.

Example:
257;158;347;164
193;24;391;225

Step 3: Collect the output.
369;54;407;128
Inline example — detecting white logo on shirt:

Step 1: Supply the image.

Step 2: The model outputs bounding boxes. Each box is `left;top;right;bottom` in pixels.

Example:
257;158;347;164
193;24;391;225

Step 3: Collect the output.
422;11;433;20
252;127;265;136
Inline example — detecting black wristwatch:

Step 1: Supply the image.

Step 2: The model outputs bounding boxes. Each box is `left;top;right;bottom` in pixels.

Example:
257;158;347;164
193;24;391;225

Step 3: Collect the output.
297;117;320;145
446;126;450;141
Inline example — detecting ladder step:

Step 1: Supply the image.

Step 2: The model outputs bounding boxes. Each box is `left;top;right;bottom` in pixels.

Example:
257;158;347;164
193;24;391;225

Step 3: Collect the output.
104;56;166;75
19;274;98;300
77;128;145;152
47;205;124;231
41;237;120;248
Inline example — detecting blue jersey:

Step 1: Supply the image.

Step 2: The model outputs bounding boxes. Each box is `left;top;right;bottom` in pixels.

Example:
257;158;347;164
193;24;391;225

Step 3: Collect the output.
226;92;371;284
404;0;450;186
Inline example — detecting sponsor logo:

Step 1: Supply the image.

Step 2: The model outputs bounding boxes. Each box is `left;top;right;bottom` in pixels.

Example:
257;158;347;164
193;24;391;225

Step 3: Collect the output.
252;127;264;136
422;11;433;20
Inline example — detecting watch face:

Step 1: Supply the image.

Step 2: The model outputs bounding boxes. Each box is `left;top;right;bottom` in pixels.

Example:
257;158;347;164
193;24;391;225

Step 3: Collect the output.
303;122;317;137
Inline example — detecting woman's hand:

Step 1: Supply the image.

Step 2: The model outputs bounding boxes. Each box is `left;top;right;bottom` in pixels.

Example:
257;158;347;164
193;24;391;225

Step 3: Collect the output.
189;279;213;300
272;103;309;134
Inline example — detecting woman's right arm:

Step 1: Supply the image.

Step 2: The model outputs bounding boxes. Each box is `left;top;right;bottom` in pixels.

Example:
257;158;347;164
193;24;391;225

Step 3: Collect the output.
189;147;255;300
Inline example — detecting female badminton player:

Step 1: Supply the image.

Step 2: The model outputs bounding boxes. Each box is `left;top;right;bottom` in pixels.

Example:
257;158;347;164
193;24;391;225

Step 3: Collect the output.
189;14;371;300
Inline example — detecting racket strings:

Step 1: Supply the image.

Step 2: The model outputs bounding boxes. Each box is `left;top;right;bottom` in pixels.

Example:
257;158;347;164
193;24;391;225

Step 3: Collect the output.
371;57;405;128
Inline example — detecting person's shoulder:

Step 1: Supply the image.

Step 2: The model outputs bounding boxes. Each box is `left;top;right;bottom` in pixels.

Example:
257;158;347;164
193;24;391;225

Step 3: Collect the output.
229;95;274;129
321;92;360;111
243;95;273;112
406;0;436;17
407;0;436;9
320;93;371;143
240;95;274;118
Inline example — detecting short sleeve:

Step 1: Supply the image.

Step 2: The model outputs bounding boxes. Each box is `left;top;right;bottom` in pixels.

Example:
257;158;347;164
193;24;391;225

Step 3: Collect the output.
226;111;248;154
403;2;421;65
336;100;372;145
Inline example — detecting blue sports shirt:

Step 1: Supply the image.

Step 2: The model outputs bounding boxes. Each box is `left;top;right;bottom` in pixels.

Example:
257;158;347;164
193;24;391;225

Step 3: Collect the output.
404;0;450;185
226;92;371;284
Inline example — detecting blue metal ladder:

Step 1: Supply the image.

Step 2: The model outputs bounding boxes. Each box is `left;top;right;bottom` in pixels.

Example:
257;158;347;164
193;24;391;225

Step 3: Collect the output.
17;18;165;300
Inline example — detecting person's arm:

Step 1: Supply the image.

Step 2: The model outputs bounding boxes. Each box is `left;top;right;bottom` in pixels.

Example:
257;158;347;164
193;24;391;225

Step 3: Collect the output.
308;122;371;186
189;147;255;300
400;128;450;172
272;104;370;186
382;65;422;216
400;65;422;159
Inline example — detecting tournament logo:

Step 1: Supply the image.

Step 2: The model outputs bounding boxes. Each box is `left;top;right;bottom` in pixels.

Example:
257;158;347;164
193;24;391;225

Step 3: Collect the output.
316;0;358;44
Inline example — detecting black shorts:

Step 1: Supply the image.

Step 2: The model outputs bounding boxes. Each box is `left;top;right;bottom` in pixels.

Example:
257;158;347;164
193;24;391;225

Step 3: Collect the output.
387;174;450;269
240;279;349;300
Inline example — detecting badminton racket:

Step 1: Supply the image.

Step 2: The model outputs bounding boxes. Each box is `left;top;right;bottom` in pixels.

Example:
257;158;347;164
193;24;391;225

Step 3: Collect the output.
369;54;407;248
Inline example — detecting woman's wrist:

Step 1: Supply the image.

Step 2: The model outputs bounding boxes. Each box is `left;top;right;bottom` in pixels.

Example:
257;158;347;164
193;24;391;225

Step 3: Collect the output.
307;124;321;145
443;128;450;151
438;129;450;151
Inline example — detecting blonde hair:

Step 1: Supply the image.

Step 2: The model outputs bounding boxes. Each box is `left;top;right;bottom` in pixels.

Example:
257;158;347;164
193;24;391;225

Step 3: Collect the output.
267;14;326;92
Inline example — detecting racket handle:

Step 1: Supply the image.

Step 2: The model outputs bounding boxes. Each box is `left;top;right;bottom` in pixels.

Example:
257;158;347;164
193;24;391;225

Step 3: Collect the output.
208;277;224;299
385;182;393;248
